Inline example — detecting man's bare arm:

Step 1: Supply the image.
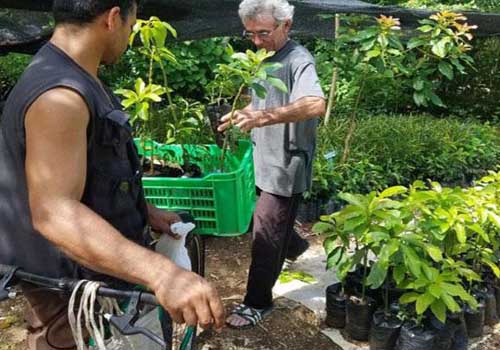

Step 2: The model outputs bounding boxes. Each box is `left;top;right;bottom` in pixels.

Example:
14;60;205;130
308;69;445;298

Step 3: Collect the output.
218;96;325;132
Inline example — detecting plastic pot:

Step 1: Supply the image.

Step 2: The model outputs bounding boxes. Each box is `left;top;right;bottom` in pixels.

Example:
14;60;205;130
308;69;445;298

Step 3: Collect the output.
346;296;376;341
325;282;346;329
369;310;402;350
394;322;436;350
449;311;468;350
464;302;485;338
495;284;500;316
482;288;499;326
429;311;467;350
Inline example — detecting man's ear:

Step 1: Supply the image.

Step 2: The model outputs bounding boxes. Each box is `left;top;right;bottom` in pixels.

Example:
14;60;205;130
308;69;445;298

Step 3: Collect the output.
284;19;292;32
103;6;122;31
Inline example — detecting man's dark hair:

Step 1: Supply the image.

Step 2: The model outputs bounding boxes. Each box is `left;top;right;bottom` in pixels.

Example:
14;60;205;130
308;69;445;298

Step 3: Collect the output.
53;0;140;25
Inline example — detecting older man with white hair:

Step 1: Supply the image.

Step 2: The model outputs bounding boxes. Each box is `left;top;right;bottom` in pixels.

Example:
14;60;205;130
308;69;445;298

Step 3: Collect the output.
219;0;326;329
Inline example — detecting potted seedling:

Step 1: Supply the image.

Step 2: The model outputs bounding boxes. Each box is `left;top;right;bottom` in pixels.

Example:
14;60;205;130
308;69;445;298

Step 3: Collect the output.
115;16;177;174
315;186;407;341
116;17;210;177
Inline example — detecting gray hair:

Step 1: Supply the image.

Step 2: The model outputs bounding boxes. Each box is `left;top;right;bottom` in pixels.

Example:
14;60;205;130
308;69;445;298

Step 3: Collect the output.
238;0;295;23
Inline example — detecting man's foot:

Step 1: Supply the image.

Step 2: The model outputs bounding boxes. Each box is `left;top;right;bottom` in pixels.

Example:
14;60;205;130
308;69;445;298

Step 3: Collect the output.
226;303;273;329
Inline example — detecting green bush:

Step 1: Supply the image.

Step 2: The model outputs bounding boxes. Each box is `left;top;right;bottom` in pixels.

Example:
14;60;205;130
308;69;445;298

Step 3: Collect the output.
442;37;500;122
0;53;31;99
101;37;233;101
365;0;500;11
316;171;500;324
316;114;500;200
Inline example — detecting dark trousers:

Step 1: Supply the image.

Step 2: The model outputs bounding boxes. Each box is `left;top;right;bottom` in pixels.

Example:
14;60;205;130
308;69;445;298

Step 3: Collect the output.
243;190;303;309
21;283;80;350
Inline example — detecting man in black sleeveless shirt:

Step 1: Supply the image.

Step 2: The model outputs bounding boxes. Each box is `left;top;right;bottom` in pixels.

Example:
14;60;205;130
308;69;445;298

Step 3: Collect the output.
0;1;224;348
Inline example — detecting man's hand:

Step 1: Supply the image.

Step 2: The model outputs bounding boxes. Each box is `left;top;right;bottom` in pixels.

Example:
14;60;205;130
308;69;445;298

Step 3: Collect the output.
217;110;264;133
147;204;181;239
152;262;225;331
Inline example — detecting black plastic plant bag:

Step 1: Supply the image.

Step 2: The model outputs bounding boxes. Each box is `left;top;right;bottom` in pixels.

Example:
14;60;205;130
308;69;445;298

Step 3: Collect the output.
326;282;347;329
346;296;376;341
394;322;436;350
464;302;485;338
369;310;402;350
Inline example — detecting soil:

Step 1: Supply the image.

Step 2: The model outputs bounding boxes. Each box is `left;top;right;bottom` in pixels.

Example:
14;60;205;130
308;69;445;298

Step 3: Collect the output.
1;230;500;350
142;159;203;178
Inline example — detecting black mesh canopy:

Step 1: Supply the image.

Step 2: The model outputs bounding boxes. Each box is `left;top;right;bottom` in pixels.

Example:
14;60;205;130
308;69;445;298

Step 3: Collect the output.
0;0;499;54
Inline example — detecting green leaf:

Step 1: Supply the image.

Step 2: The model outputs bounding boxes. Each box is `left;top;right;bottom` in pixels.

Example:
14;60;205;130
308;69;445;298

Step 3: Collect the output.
422;264;438;282
416;292;435;315
250;83;267;99
232;52;250;61
365;48;381;60
400;292;420;304
360;39;376;51
379;186;407;199
482;258;500;278
418;25;433;33
413;78;425;91
279;270;316;284
426;244;443;262
441;293;461;313
438;61;454;80
377;34;388;48
431;299;447;323
455;223;466;244
400;233;425;247
322;235;337;255
488;212;500;229
407;38;426;49
403;246;422;278
121;99;136;109
262;62;283;73
344;216;367;231
413;92;426;106
266;76;288;93
430;93;446;108
327;247;343;270
164;21;177;38
313;222;333;235
366;261;388;289
394;265;406;285
441;283;468;298
468;223;490;243
432;38;449;58
338;193;365;207
256;69;267;80
428;284;442;298
135;78;146;94
365;231;391;244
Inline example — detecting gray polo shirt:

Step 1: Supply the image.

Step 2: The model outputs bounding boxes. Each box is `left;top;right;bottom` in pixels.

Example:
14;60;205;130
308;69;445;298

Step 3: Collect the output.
251;40;324;197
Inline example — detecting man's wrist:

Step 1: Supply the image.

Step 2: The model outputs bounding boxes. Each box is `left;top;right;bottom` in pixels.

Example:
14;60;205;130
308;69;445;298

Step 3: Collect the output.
257;110;274;127
147;253;179;291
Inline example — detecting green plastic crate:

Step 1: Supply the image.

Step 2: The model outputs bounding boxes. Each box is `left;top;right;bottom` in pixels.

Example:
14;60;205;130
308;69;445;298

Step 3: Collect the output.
135;139;256;236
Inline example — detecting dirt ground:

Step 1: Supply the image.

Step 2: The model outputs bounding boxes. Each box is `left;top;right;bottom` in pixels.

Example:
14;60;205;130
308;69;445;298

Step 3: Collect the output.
1;230;500;350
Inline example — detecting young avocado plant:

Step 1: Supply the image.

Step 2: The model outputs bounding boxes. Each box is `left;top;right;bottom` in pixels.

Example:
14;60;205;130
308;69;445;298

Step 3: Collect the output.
115;16;177;174
215;47;288;170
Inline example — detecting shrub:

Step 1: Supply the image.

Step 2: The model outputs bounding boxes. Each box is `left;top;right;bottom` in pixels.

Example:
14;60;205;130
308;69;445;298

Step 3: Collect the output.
442;37;500;122
0;53;31;99
101;37;233;101
315;114;500;201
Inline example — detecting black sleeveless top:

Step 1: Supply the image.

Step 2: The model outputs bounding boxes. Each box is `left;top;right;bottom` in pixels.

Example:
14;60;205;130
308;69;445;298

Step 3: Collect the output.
0;42;148;280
